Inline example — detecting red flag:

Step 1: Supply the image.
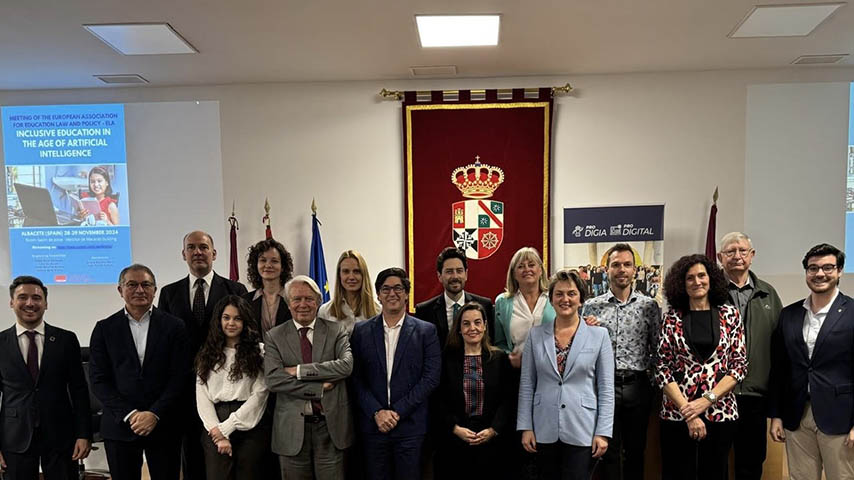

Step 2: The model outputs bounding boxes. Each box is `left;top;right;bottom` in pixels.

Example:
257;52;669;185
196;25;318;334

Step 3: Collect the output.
704;187;718;260
263;198;272;239
227;204;239;281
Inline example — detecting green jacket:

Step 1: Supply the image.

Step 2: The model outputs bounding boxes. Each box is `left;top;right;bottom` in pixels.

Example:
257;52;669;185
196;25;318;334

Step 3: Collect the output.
494;293;556;353
733;271;783;397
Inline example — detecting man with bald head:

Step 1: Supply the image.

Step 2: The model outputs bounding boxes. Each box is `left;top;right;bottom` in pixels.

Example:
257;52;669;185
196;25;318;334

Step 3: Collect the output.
158;230;248;480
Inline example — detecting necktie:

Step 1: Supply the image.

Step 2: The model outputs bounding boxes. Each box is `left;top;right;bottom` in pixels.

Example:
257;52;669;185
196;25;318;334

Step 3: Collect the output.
299;327;323;415
452;302;461;320
25;331;38;382
193;278;207;325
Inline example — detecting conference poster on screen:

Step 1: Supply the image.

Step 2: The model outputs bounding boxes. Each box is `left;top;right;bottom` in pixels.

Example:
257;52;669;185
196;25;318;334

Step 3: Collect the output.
1;103;132;284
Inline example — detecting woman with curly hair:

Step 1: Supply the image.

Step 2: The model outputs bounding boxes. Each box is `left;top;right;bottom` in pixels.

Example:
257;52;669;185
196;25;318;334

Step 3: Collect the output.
242;238;294;334
655;254;747;480
196;295;270;480
317;249;379;335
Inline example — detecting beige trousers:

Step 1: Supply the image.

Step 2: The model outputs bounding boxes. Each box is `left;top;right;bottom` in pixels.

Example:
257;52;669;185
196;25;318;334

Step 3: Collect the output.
785;402;854;480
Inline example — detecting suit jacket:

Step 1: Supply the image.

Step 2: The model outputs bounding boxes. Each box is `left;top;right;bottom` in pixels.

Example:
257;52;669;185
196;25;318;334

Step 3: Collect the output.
517;319;615;446
263;318;353;455
769;292;854;435
88;308;189;442
243;289;292;334
0;323;91;453
415;291;495;347
350;314;441;438
158;272;248;356
438;348;515;436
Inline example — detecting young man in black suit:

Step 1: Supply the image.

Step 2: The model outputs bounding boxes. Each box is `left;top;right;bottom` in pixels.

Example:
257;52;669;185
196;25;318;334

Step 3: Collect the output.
414;247;495;347
0;276;91;480
157;230;247;480
89;264;189;480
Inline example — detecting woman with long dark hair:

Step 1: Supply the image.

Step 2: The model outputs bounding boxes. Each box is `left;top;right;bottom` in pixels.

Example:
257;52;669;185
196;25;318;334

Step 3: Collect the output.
196;295;270;480
80;165;119;225
655;254;747;480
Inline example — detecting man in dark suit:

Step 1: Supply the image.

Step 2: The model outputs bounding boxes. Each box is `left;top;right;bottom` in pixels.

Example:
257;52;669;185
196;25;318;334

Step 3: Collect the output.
157;230;247;479
89;264;189;480
350;267;441;480
414;247;495;347
769;243;854;479
0;276;91;480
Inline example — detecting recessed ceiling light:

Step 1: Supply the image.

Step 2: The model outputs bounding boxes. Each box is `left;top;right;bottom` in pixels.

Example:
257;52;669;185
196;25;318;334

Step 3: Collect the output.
83;23;197;55
415;15;500;47
729;3;845;38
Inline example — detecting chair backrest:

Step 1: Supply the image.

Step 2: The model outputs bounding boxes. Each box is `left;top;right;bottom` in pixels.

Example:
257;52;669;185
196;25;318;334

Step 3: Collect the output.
80;346;104;442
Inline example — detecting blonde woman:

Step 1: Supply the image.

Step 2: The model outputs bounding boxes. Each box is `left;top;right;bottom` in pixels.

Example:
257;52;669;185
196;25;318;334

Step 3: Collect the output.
317;250;379;335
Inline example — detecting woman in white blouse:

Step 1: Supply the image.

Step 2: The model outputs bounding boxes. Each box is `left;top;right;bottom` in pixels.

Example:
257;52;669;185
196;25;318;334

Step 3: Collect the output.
317;249;379;334
196;295;269;480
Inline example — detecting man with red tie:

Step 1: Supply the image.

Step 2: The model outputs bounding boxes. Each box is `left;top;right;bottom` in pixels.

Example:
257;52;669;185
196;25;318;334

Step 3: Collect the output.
0;276;91;479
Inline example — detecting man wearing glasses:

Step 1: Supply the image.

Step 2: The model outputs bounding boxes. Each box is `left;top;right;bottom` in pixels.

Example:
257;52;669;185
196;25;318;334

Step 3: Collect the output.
350;267;441;480
716;232;782;480
769;243;854;479
89;264;189;480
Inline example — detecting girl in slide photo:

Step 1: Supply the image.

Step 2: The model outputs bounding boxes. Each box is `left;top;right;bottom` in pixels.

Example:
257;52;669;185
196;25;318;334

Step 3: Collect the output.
80;166;119;225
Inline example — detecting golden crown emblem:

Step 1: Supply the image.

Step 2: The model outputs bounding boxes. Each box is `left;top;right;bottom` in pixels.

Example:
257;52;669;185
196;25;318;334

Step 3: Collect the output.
451;156;505;199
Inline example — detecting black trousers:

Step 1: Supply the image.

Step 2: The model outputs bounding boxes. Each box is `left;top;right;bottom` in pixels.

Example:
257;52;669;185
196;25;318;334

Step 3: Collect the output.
1;428;77;480
362;433;424;480
434;416;505;479
180;396;207;480
730;395;768;480
599;371;653;480
660;419;736;480
537;441;597;480
200;400;272;480
104;428;181;480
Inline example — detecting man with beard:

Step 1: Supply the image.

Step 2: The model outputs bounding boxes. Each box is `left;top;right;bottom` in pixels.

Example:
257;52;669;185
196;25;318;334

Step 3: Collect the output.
415;247;495;346
158;231;247;479
717;232;782;480
769;243;854;479
582;244;660;480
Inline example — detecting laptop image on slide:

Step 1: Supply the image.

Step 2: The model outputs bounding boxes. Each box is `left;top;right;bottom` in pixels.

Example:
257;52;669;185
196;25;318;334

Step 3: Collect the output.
14;182;75;226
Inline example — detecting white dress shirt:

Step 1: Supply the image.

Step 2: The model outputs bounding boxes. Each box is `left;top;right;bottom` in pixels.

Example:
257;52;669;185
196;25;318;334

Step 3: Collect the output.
444;291;466;331
802;288;839;359
16;321;45;367
196;344;269;438
189;270;215;305
125;308;152;365
383;314;405;404
509;291;548;354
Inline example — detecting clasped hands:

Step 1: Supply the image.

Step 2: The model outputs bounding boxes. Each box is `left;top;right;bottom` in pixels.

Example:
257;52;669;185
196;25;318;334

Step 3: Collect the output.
209;426;232;456
129;411;158;436
375;409;400;433
680;398;711;441
453;425;497;446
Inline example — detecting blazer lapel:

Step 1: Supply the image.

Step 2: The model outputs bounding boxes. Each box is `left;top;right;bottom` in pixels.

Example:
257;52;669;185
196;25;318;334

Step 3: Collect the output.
312;319;327;363
283;321;303;362
434;297;448;340
542;324;559;377
4;326;33;384
141;310;163;369
681;311;704;361
712;306;722;359
176;276;193;317
562;320;590;378
391;317;415;379
813;294;847;358
207;274;226;318
37;324;58;385
372;318;388;380
787;305;810;362
119;313;143;372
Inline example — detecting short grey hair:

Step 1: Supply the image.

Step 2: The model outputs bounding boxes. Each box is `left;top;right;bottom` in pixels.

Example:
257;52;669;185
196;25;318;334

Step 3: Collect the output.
284;275;322;302
719;232;753;251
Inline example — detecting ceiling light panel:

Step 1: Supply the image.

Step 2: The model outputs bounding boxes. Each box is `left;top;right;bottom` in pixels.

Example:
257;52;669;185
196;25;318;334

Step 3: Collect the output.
729;3;845;38
416;15;500;47
84;23;197;55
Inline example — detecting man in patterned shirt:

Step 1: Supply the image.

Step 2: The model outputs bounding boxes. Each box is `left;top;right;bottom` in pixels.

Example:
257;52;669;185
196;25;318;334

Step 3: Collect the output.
583;243;661;480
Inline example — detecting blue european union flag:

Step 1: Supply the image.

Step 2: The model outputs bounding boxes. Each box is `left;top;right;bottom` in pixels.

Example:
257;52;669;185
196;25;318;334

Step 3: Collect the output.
310;214;331;303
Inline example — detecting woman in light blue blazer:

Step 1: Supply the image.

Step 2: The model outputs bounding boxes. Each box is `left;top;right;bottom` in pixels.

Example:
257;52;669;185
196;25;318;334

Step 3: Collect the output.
517;269;615;480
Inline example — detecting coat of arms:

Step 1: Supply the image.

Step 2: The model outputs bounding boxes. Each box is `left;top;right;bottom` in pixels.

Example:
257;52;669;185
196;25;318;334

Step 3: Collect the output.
451;156;505;260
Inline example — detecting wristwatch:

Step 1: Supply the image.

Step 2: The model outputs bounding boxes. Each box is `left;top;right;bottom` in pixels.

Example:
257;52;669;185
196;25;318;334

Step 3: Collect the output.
702;391;718;404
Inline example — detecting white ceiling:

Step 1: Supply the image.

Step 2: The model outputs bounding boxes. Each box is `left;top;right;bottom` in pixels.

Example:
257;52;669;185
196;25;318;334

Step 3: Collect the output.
1;0;853;91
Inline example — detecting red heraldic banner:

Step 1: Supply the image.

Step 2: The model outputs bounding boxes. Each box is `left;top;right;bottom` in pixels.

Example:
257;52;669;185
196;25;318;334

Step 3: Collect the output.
403;89;553;311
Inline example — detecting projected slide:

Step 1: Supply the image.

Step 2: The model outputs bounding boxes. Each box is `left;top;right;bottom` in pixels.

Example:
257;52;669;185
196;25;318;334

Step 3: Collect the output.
1;103;131;284
847;84;854;272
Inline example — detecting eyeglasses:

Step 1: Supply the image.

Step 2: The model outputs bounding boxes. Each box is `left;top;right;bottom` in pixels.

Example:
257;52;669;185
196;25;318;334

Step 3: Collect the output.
124;281;155;291
721;248;752;258
379;285;406;295
806;264;838;275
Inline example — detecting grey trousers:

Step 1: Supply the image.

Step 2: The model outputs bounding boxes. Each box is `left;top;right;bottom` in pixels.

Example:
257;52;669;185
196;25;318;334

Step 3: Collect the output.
279;419;345;480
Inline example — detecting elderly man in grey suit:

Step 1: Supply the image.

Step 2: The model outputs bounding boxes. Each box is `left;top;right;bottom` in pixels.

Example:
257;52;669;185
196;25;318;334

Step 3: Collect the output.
264;275;354;480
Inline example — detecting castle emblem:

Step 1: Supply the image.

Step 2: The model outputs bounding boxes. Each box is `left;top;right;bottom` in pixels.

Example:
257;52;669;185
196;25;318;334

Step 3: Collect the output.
451;156;505;260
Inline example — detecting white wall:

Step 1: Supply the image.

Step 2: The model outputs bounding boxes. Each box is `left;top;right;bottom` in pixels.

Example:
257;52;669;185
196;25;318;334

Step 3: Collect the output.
2;67;854;341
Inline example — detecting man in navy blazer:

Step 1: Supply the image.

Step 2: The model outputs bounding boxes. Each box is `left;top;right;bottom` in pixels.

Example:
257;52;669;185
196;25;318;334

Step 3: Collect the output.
350;267;441;480
769;243;854;479
157;230;246;480
89;264;189;480
0;276;91;480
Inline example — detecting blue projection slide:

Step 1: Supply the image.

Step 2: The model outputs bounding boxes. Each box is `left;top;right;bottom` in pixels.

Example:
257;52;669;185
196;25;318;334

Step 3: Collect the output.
2;103;132;284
